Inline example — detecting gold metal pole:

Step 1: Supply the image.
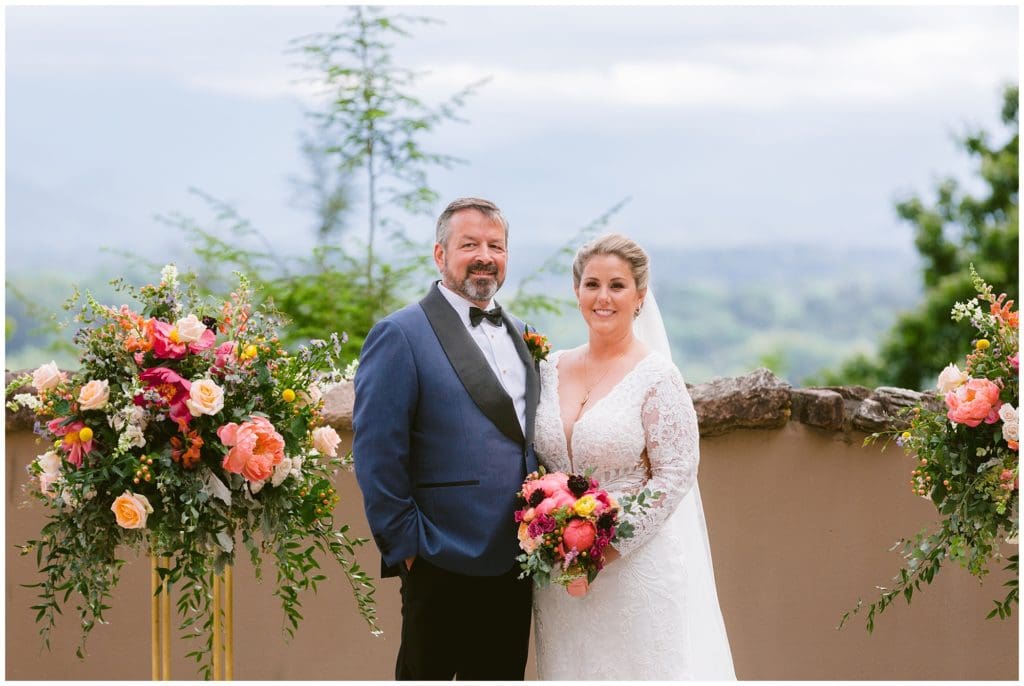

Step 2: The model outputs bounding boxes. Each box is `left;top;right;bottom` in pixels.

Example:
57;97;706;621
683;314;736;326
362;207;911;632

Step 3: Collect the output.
160;556;171;680
151;554;160;681
224;564;234;680
212;571;222;681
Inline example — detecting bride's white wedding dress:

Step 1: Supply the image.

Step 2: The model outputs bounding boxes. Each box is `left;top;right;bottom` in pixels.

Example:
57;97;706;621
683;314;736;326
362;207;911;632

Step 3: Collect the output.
532;347;735;680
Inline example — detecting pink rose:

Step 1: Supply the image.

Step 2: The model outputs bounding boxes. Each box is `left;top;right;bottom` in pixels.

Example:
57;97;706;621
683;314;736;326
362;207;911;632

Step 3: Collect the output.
214;341;238;372
218;416;285;482
312;426;341;457
945;377;1003;427
563;519;597;551
32;361;66;392
1010;353;1019;371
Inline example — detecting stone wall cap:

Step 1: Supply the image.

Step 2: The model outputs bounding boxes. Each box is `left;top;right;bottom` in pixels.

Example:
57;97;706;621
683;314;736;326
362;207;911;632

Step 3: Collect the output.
4;367;941;437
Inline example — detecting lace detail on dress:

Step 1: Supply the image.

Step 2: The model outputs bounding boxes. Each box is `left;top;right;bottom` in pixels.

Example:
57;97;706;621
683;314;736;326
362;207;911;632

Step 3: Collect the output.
531;350;733;681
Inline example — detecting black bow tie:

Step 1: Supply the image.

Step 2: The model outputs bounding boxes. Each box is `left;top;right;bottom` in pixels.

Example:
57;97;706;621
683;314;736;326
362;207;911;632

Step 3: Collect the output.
469;305;503;327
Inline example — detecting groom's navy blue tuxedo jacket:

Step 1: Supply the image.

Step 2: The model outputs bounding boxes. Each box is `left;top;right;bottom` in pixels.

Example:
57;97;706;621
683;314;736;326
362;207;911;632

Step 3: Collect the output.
353;283;540;578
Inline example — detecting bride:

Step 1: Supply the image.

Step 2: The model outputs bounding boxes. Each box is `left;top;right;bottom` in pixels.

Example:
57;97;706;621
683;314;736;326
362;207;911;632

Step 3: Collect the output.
532;233;736;680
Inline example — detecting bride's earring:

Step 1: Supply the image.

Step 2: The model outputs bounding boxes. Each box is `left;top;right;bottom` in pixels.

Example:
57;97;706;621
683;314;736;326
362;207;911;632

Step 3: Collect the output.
634;302;643;318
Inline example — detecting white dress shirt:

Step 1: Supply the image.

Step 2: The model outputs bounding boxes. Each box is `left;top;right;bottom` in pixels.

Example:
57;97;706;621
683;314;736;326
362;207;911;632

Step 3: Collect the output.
438;282;528;434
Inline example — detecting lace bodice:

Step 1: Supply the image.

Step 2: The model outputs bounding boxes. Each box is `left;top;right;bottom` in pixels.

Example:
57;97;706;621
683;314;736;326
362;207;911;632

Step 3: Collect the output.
534;350;699;557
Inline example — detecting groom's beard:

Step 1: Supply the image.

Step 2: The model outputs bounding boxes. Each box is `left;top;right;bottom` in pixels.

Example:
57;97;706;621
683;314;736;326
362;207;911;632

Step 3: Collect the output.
443;259;503;303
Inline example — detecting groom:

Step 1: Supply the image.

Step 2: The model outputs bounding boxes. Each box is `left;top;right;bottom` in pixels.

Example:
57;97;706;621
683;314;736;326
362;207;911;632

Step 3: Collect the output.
353;197;539;680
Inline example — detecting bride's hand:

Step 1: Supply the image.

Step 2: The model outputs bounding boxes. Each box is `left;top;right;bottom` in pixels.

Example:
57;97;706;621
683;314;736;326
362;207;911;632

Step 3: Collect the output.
603;545;621;565
566;577;589;597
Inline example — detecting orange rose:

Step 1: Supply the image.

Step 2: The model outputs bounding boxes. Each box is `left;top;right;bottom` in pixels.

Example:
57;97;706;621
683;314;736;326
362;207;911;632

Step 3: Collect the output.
111;491;154;529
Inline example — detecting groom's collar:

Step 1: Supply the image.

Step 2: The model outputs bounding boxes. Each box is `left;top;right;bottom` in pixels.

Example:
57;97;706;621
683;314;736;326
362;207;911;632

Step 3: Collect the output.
436;281;498;328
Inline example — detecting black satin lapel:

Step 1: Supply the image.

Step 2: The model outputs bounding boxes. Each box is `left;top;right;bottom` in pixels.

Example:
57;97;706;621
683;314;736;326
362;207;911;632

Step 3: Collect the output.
419;284;525;445
505;314;540;445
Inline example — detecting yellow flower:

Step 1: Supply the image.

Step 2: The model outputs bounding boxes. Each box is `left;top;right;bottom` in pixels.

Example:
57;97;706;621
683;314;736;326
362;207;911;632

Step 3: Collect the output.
901;431;912;441
241;344;258;360
573;494;597;517
281;389;296;403
78;427;94;442
976;339;991;350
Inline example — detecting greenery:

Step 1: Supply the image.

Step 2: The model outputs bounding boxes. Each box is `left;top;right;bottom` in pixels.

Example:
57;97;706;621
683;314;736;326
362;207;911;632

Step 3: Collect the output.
8;267;377;678
840;267;1018;632
822;85;1019;389
290;5;483;289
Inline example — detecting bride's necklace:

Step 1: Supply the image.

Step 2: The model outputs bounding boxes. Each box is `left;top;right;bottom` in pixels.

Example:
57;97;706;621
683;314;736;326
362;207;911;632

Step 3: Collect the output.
577;347;628;415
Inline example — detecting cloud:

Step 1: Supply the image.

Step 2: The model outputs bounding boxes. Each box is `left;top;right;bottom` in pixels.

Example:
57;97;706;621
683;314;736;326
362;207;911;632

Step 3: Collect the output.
410;24;1015;112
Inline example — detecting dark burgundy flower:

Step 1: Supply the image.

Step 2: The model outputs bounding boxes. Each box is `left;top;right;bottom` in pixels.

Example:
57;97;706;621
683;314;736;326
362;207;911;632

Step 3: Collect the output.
568;474;590;498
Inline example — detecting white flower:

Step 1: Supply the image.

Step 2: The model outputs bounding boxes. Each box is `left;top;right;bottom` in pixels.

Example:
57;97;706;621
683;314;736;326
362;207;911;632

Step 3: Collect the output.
271;457;293;487
160;264;179;287
174;314;207;343
119;424;146;450
999;404;1018;443
936;363;968;393
13;393;41;410
249;479;266;495
342;359;360;382
77;379;110;411
32;361;65;392
36;450;62;475
186;379;224;417
312;426;342;457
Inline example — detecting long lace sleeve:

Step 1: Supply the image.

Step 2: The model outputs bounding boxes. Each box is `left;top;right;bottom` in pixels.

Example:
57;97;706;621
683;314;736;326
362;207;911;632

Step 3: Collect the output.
613;366;699;558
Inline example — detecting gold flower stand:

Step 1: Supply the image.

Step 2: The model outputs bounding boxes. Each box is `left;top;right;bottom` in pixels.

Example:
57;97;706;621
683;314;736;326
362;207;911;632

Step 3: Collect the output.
151;556;233;680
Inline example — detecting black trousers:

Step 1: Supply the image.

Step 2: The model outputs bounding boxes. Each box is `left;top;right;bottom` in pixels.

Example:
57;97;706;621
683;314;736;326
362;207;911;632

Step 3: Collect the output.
395;558;532;681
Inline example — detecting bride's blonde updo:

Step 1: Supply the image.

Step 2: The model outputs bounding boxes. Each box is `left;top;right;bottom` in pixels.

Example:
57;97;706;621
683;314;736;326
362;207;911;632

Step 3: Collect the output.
571;233;650;291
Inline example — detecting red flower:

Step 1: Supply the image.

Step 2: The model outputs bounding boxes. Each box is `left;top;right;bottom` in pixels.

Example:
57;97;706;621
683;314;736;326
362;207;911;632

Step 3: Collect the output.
135;366;193;430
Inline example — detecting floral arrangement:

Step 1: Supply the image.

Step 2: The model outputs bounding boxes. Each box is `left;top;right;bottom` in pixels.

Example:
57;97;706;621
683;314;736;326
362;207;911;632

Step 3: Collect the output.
514;468;656;595
842;266;1018;632
523;329;551;363
6;265;377;677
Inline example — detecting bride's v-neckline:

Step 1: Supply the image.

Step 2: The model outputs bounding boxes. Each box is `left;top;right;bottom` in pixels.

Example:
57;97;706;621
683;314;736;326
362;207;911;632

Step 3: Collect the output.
550;350;655;471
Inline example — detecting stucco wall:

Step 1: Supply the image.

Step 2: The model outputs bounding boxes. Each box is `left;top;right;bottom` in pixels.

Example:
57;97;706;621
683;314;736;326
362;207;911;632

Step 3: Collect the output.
5;421;1017;680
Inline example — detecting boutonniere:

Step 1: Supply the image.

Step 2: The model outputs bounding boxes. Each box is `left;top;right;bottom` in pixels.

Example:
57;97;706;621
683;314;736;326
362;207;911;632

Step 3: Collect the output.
523;328;551;363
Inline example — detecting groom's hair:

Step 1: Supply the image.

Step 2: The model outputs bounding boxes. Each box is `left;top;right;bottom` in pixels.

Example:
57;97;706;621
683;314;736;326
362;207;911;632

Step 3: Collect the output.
435;198;509;249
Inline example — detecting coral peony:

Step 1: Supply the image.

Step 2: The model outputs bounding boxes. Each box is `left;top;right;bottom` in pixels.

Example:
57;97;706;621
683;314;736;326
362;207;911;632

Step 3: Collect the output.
563;519;597;551
945;377;1003;427
218;416;285;482
533;490;578;517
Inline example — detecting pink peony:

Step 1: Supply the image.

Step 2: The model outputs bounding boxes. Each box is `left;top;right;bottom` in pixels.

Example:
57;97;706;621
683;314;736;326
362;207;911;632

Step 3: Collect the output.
135;367;193;430
533;490;578;517
1010;353;1019;371
945;378;1003;427
523;472;571;502
218;416;285;482
563;519;597;552
151;320;216;360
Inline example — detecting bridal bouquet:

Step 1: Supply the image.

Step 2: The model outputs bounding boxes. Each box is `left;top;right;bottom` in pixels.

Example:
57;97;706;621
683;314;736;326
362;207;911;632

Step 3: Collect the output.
843;266;1018;631
6;265;377;677
514;468;656;594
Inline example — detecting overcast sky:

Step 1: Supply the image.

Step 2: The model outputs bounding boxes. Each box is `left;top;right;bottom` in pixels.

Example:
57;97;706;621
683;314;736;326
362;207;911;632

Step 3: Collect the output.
5;4;1019;277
